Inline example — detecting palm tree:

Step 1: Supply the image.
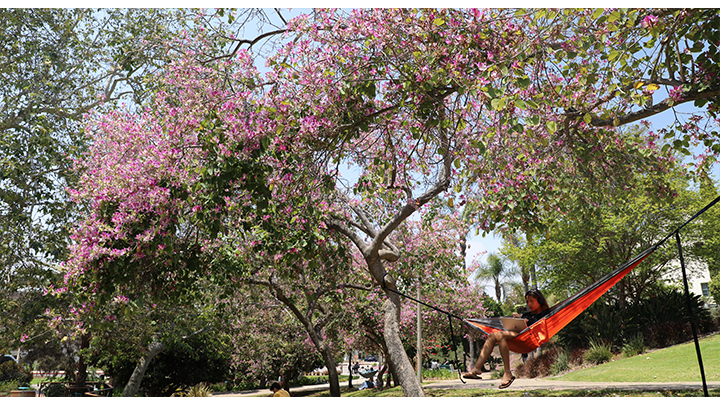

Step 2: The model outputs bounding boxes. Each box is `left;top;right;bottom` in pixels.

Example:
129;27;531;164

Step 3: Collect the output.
472;253;516;302
502;231;537;292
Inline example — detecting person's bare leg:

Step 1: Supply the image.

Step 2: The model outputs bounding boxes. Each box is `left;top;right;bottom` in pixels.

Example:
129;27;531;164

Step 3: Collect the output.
466;333;498;375
467;331;517;377
497;336;514;383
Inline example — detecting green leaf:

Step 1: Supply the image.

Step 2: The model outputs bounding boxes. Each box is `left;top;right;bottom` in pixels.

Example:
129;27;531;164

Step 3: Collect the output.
433;18;445;26
583;113;592;124
546;121;557;133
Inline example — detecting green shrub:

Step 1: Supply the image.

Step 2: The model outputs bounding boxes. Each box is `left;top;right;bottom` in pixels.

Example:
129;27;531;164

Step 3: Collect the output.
556;289;718;353
181;383;212;397
550;349;570;375
515;348;558;378
1;380;19;395
93;331;232;397
41;383;66;397
423;368;456;380
0;361;32;386
556;299;630;351
622;334;645;357
583;338;613;365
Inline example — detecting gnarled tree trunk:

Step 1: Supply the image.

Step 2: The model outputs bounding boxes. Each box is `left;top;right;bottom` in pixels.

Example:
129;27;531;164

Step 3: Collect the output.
122;340;165;397
380;274;424;396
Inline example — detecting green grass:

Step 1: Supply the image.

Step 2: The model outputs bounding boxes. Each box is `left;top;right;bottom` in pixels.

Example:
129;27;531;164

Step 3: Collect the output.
550;333;720;383
297;386;720;397
292;333;720;397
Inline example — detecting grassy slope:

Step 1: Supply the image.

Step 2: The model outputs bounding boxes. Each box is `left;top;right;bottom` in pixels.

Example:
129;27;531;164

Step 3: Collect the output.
550;333;720;383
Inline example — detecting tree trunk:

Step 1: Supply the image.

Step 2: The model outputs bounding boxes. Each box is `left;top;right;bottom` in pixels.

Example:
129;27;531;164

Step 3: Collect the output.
282;370;293;392
291;312;341;396
376;363;387;390
348;357;353;389
317;342;341;396
122;340;165;397
68;333;91;396
389;360;398;387
467;335;475;372
382;291;424;396
531;263;537;289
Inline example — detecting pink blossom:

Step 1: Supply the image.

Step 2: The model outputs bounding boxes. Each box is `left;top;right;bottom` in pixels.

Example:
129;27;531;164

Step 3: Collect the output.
641;15;659;28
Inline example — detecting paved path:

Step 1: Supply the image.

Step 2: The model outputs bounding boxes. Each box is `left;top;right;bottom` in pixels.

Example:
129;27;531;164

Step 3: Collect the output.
212;372;720;397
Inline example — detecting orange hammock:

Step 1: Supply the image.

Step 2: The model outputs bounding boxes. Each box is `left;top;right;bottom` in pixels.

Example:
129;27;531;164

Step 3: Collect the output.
465;246;657;354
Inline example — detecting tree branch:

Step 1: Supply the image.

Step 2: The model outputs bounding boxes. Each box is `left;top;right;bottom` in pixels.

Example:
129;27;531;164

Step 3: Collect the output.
201;29;288;64
590;84;720;127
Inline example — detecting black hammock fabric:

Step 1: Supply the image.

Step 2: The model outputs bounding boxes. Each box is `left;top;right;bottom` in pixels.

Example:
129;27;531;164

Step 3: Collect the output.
465;246;657;354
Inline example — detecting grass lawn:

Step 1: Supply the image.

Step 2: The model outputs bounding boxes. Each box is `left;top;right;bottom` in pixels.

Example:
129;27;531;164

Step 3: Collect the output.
294;333;720;397
334;387;720;397
551;333;720;383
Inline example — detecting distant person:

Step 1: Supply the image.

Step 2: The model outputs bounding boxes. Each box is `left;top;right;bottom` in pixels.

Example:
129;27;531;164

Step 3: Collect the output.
463;289;551;389
358;376;375;390
270;381;290;397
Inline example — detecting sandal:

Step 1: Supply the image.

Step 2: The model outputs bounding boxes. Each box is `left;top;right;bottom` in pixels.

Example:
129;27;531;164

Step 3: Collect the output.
498;375;515;389
462;372;482;380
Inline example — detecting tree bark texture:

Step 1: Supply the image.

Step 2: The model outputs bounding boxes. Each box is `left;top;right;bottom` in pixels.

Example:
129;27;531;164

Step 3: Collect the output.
68;333;91;396
467;335;475;373
383;290;424;396
122;341;166;397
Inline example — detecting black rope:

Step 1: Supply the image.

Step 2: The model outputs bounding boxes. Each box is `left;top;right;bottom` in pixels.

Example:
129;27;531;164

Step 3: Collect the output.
655;195;720;247
675;231;710;397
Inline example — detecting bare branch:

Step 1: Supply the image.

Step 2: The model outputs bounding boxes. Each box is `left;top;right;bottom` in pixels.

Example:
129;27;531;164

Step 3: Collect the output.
201;29;288;64
590;84;720;127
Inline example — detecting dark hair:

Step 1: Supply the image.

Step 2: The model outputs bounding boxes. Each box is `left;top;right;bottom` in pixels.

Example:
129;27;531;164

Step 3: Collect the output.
270;382;282;391
525;289;550;312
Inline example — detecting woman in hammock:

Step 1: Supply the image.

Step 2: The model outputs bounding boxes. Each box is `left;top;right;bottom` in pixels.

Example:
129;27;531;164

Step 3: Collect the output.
462;289;551;389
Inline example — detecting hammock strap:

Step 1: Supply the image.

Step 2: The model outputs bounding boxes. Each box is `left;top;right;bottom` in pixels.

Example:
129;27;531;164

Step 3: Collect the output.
656;195;720;247
675;231;710;397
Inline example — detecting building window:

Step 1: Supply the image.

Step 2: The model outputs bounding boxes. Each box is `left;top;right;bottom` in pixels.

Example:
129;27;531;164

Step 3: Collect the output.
701;282;710;297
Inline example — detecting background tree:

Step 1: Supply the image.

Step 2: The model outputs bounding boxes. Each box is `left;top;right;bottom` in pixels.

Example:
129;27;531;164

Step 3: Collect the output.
471;253;517;303
0;8;197;352
517;159;701;306
0;9;274;386
220;285;325;392
690;172;720;305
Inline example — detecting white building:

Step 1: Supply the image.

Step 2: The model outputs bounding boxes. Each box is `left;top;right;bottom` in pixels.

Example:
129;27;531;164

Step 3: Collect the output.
664;258;716;307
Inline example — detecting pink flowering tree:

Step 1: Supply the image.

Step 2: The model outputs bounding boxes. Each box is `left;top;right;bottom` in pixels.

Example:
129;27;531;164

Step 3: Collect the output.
256;8;719;395
219;285;326;391
59;8;720;397
59;28;371;396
